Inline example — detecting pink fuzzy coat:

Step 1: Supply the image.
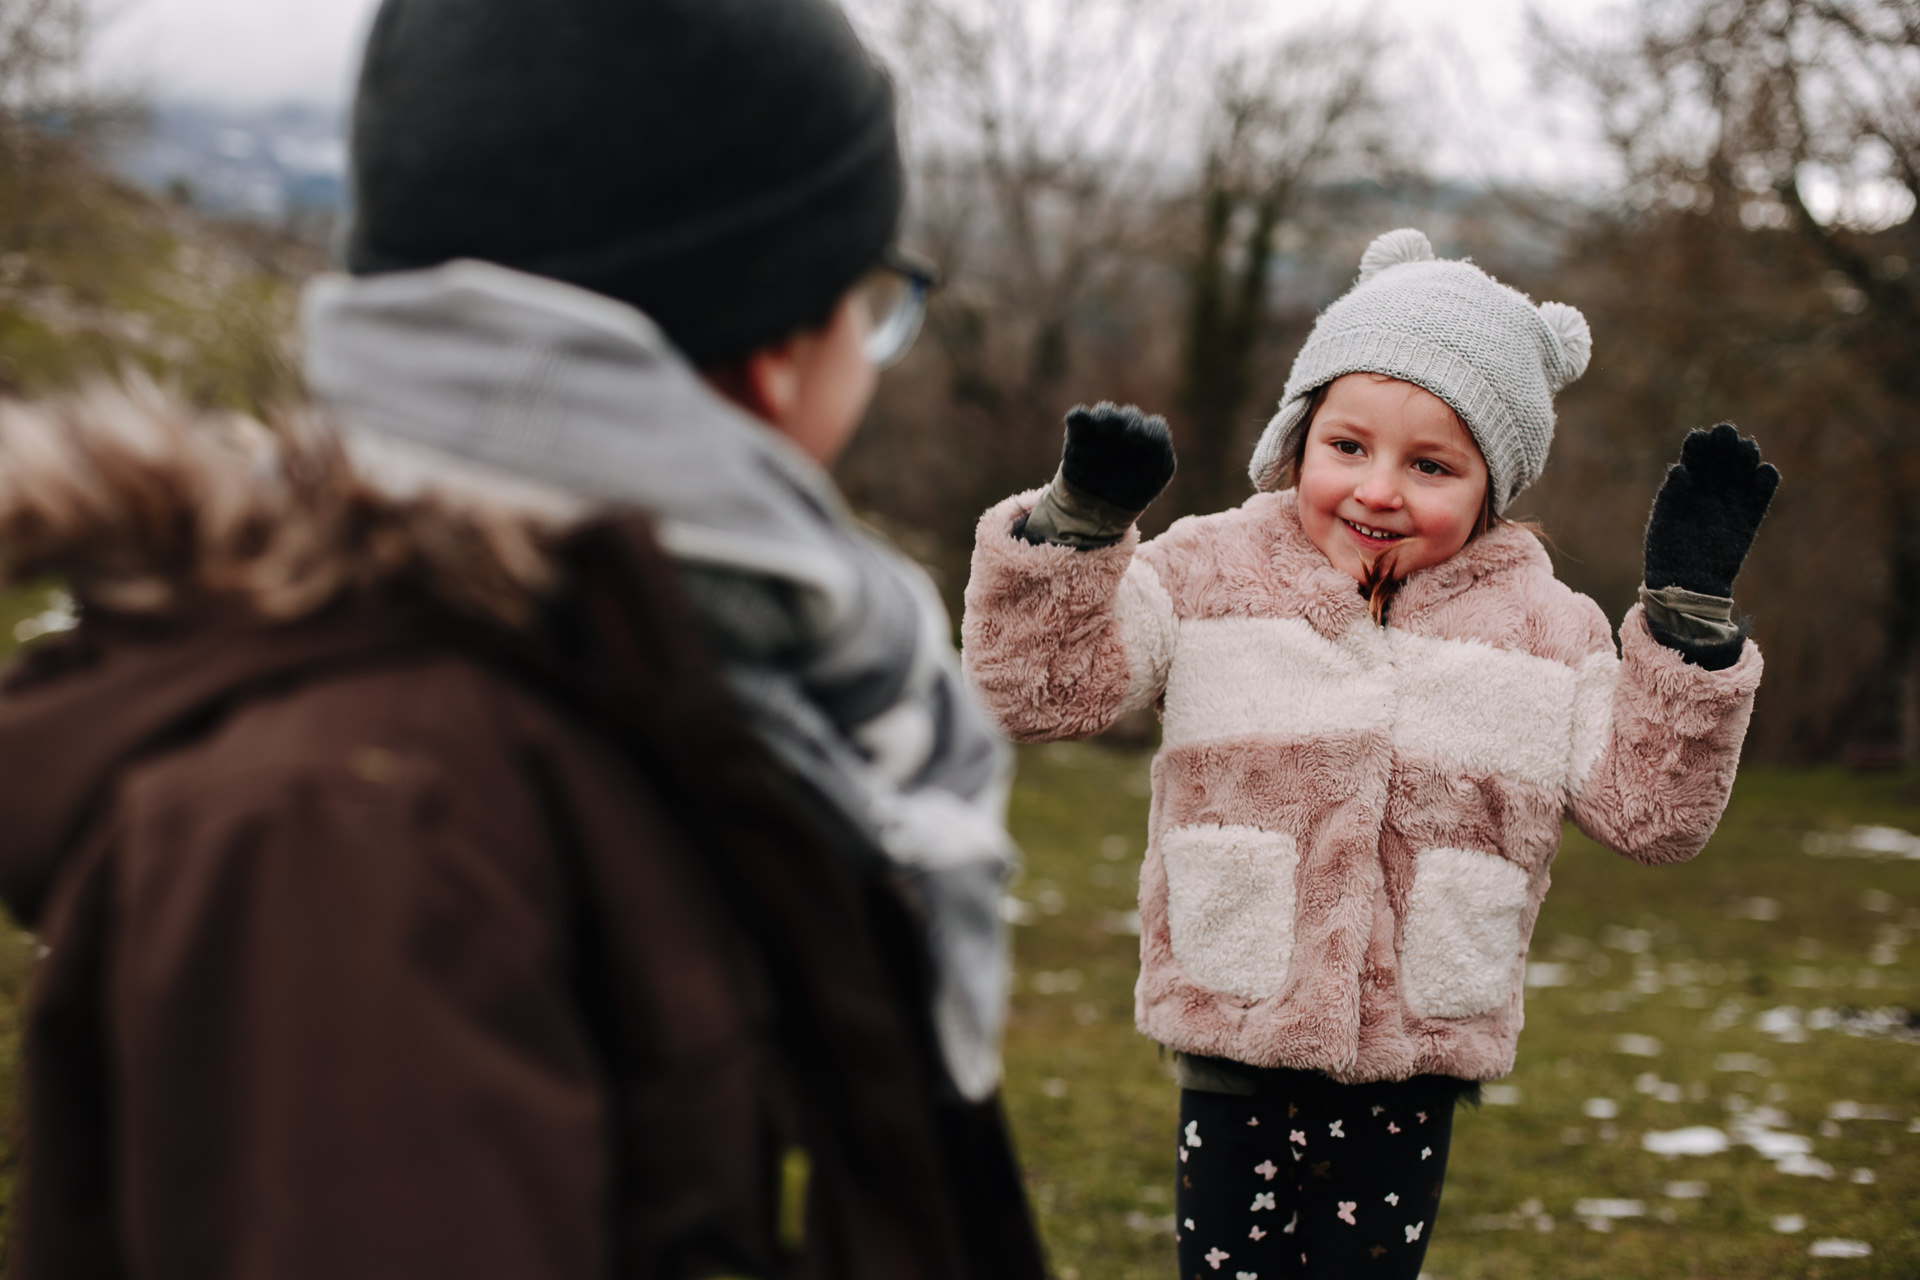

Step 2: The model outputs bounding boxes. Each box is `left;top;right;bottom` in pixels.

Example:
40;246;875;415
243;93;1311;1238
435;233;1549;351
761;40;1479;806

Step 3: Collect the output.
962;489;1761;1083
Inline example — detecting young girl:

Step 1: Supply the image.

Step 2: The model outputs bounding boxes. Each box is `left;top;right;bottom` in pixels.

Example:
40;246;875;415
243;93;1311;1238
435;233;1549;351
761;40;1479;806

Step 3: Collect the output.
961;229;1776;1278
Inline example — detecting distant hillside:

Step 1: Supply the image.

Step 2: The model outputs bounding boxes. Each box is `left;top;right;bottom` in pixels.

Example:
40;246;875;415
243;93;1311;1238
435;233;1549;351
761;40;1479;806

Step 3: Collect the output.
107;100;347;227
0;126;324;410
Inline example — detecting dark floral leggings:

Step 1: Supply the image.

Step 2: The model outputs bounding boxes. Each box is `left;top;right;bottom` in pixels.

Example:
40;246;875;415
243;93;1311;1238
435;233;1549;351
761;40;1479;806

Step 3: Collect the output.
1173;1073;1466;1280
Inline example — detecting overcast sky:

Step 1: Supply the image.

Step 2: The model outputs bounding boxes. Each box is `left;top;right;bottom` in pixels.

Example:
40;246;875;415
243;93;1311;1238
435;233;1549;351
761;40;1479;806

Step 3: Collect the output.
88;0;383;106
85;0;1620;184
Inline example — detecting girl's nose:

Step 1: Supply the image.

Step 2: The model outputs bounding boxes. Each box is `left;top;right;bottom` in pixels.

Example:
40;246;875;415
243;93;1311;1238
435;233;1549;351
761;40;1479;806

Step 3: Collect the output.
1354;468;1404;510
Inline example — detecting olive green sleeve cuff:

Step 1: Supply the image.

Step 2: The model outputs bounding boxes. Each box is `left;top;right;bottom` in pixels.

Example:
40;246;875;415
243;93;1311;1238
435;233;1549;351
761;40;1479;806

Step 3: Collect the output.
1639;583;1742;648
1018;466;1142;549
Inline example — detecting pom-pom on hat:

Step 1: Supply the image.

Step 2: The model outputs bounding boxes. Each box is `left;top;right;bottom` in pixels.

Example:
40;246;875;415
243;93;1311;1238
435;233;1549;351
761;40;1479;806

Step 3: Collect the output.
1248;228;1591;513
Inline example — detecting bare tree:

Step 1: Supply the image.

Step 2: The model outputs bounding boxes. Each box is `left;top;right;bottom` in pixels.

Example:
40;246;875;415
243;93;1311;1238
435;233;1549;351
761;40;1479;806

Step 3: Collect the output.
1534;0;1920;760
1177;24;1400;506
0;0;86;129
858;0;1216;430
844;1;1413;517
1533;2;1914;249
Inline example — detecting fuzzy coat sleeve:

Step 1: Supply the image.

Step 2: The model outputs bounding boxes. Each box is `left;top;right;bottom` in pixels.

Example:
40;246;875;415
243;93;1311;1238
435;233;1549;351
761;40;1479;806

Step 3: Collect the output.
1567;602;1763;864
960;491;1176;742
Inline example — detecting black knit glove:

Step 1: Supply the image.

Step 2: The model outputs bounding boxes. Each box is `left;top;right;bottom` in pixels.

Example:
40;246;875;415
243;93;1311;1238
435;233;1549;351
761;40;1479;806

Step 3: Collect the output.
1019;402;1177;548
1641;422;1779;669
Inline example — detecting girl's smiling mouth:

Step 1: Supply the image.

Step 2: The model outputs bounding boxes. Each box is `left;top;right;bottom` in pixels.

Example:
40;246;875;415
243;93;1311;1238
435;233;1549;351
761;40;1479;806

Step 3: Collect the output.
1342;518;1406;543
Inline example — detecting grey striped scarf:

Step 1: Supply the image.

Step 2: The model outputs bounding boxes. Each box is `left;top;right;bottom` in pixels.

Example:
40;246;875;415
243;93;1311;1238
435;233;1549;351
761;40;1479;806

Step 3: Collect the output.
303;260;1015;1100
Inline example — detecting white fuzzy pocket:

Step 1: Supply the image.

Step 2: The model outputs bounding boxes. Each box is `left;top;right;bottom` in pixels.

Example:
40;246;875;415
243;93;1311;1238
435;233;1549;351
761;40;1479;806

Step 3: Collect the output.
1399;846;1532;1019
1161;823;1300;1000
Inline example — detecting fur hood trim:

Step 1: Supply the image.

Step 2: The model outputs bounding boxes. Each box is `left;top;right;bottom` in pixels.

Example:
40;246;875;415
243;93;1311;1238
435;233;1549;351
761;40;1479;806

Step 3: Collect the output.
0;378;563;629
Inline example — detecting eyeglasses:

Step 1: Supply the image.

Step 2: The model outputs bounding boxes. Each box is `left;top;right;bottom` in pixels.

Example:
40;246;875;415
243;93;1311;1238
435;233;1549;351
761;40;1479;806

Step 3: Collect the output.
857;248;940;369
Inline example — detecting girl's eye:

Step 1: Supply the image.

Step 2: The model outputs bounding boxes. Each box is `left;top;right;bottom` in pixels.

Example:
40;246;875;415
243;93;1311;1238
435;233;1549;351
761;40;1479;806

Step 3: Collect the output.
1413;459;1450;476
1332;440;1363;456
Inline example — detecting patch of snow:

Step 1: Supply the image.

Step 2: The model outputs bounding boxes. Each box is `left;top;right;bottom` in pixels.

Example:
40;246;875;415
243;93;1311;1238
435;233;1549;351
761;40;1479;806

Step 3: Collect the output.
1809;1239;1872;1258
1756;1006;1806;1042
12;591;78;644
1601;925;1652;952
1826;1007;1920;1044
1805;825;1920;860
1643;1127;1729;1156
1467;1198;1552;1232
1775;1153;1836;1178
1525;962;1573;987
1741;1128;1812;1160
1634;1072;1682;1102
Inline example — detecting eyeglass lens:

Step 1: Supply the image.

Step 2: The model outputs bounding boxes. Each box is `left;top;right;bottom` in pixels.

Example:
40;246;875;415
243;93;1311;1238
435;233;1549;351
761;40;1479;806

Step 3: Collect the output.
861;264;930;368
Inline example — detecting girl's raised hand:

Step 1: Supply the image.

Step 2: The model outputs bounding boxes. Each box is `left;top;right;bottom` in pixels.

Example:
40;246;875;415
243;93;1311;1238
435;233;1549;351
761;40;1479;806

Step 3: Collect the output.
1019;403;1177;548
1060;402;1177;514
1643;422;1780;599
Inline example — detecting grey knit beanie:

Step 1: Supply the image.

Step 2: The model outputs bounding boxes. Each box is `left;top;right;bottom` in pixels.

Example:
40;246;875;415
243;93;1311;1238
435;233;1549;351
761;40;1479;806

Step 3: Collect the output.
1248;228;1592;512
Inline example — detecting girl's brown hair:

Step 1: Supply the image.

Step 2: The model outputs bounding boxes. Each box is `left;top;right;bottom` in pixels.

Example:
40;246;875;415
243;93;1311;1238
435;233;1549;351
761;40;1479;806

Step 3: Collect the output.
1284;378;1527;626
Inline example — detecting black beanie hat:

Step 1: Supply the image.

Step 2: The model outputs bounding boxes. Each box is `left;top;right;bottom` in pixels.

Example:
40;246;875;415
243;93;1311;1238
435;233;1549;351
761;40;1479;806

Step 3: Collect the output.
344;0;904;364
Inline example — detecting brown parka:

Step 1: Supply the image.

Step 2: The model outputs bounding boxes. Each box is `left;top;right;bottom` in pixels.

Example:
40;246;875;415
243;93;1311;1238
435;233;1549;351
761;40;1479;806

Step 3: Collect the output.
0;388;1046;1280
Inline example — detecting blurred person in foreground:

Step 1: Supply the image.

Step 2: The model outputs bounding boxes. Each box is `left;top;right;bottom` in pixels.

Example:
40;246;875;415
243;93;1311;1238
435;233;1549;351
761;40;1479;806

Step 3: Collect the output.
0;1;1047;1277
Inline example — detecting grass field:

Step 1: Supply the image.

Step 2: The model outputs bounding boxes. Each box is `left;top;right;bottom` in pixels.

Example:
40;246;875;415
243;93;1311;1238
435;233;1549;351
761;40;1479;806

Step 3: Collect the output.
1000;740;1920;1279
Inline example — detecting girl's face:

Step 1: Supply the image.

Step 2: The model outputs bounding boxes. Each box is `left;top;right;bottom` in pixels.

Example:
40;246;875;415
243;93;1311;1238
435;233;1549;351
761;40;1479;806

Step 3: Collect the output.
1295;373;1490;584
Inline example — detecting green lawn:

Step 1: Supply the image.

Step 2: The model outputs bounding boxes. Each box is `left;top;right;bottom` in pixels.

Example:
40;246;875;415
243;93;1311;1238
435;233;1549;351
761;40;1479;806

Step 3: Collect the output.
1001;741;1920;1280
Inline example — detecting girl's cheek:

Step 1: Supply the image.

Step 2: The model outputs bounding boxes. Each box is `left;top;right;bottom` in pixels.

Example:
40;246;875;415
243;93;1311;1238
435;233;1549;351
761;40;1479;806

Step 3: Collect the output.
1296;501;1345;565
1431;513;1480;563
